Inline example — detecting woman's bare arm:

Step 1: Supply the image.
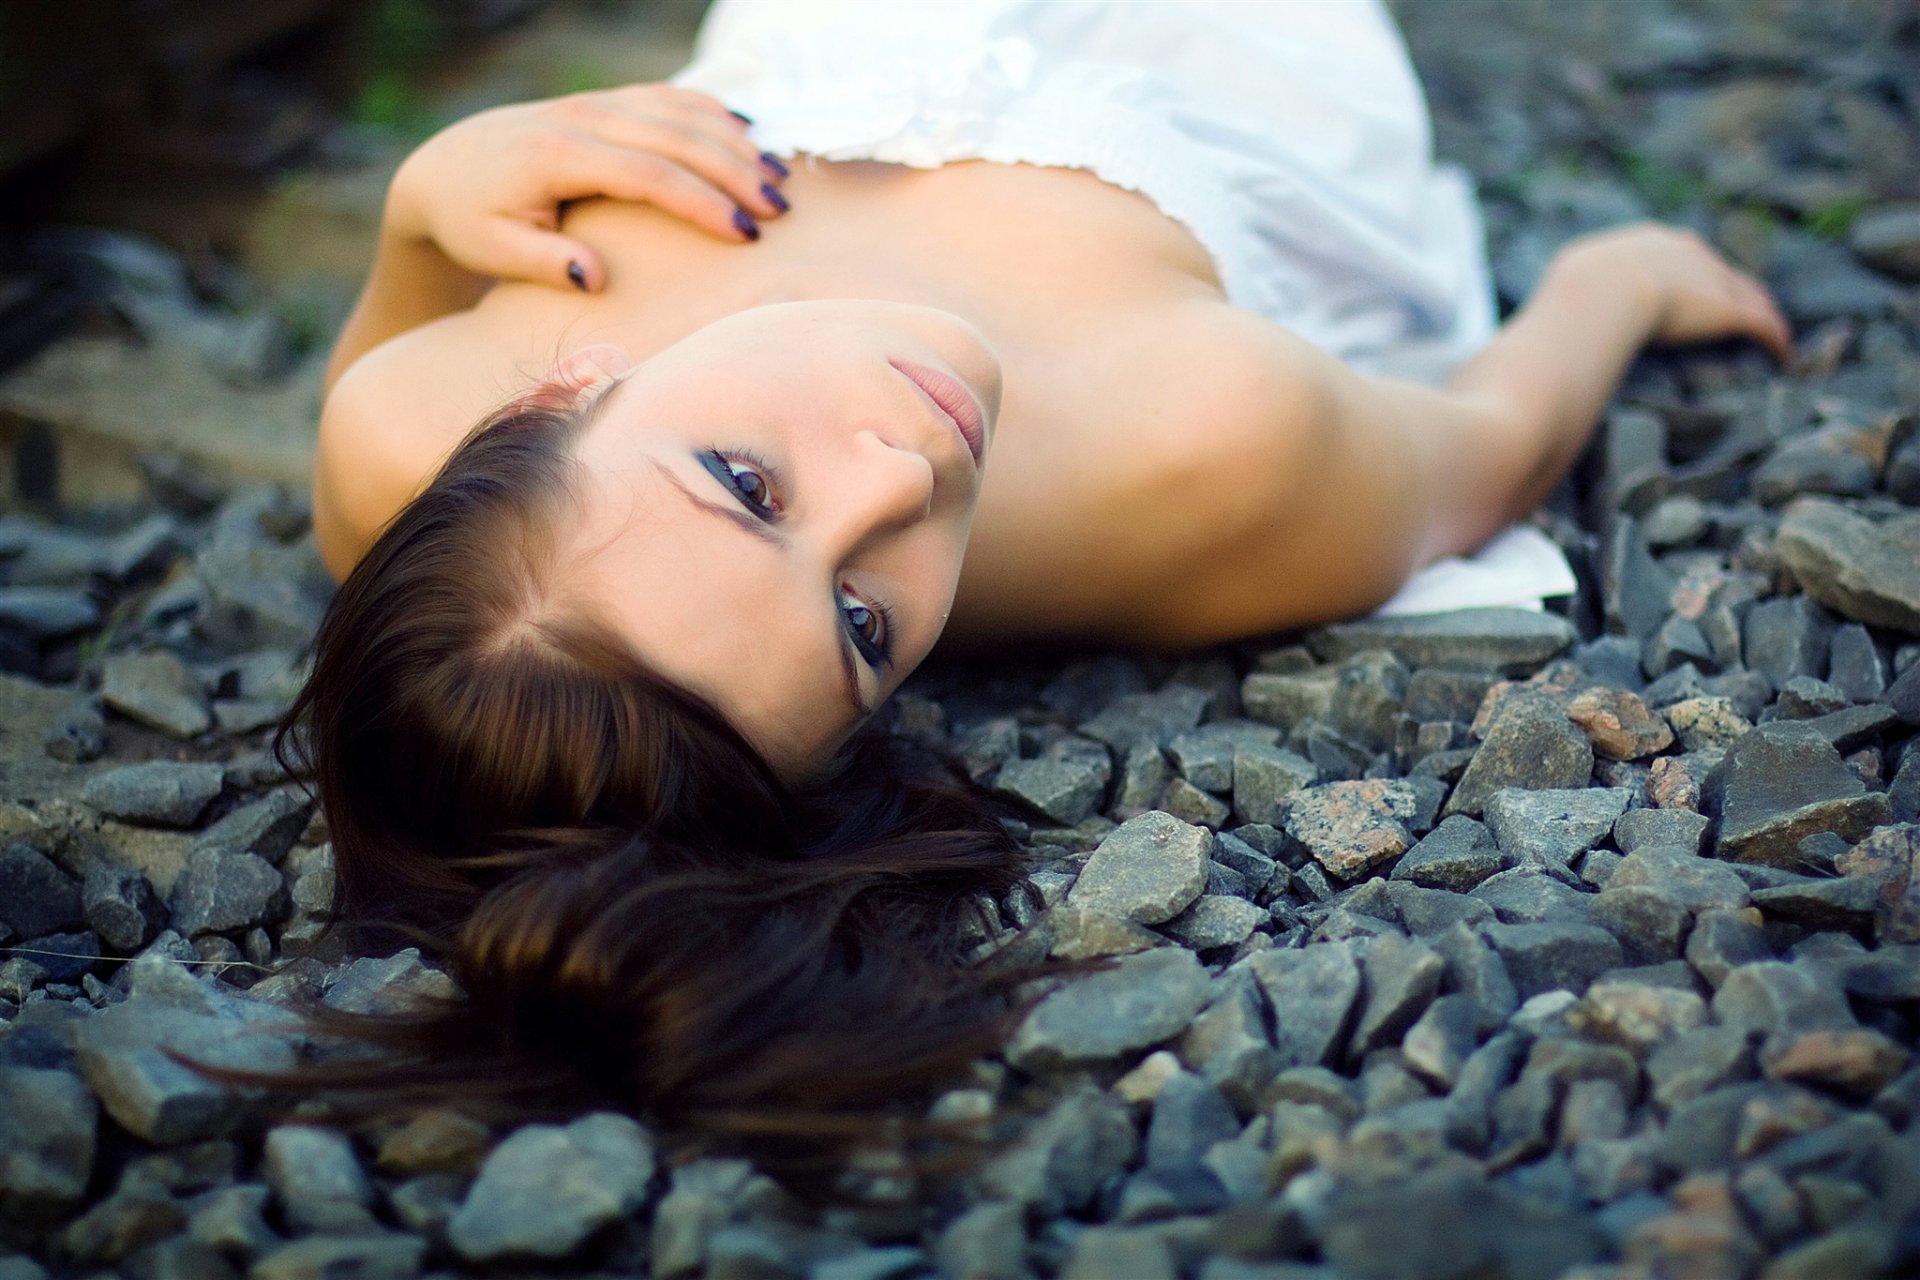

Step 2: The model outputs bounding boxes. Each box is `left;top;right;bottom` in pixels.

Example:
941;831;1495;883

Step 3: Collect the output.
324;85;781;392
1092;224;1792;649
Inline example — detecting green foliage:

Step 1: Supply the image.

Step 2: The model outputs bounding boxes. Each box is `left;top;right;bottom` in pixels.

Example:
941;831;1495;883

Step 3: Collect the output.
1618;152;1710;217
348;0;453;141
1804;196;1868;242
549;59;613;98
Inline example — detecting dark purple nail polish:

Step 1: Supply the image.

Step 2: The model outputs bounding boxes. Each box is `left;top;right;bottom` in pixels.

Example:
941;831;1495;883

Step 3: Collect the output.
759;152;789;180
728;109;753;125
566;260;587;291
761;183;789;214
733;207;760;241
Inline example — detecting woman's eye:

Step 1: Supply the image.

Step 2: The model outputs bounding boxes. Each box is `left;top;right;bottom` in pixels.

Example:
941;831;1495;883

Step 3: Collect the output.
840;588;892;668
701;450;778;515
725;460;770;508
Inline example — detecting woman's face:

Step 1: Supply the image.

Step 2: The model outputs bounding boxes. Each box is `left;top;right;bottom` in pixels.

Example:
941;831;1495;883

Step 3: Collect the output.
560;300;1002;779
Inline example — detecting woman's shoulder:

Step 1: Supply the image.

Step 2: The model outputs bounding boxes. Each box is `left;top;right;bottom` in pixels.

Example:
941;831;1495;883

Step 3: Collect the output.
314;307;533;579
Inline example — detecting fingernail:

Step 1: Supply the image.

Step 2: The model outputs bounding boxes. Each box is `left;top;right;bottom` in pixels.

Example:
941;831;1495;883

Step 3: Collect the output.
761;183;789;214
728;109;753;125
733;207;760;241
566;260;587;291
759;152;789;180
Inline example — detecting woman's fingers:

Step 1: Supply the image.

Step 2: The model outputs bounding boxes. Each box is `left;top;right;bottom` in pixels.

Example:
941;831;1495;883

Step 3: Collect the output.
473;214;606;293
563;141;764;242
584;112;786;218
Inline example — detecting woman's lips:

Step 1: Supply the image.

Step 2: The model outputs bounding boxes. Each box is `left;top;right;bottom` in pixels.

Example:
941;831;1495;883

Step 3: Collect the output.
890;358;985;465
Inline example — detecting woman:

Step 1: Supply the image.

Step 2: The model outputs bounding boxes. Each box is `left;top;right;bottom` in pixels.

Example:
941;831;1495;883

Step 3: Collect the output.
286;0;1789;1170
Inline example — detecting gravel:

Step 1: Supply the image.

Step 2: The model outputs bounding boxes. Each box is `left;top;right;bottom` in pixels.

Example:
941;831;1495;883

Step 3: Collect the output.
0;1;1915;1275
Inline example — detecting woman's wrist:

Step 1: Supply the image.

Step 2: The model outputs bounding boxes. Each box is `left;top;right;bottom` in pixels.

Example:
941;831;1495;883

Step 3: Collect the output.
1541;231;1667;343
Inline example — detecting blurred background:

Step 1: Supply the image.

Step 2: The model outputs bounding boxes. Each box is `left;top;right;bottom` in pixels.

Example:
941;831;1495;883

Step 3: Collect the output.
0;0;1912;512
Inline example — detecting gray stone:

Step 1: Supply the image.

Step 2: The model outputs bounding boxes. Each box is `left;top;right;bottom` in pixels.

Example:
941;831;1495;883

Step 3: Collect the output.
1307;608;1576;675
1711;962;1854;1038
1005;948;1211;1070
1483;787;1631;870
1701;721;1891;866
1239;669;1338;730
1377;881;1496;937
249;1233;428;1280
42;696;107;763
1210;832;1279;899
1647;1025;1756;1113
1391;814;1506;891
101;650;211;738
1613;807;1709;855
167;848;287;937
993;758;1105;826
1444;694;1594;818
1603;517;1675;640
81;761;225;827
1144;1071;1240;1170
1066;811;1211;925
974;1083;1137;1216
1850;202;1920;279
1482;922;1624;1000
1248;942;1361;1069
1283;779;1422;880
0;844;82;939
1160;776;1232;828
649;1158;754;1278
374;1108;492;1177
184;1183;277;1257
1468;868;1595;925
1046;903;1164;960
1318;1165;1605;1280
1160;895;1266;951
447;1112;655;1262
14;930;100;982
1608;847;1751;913
262;1126;375;1233
1591;885;1692;967
1110;743;1171;818
0;587;99;638
71;999;298;1143
1743;595;1834;690
0;1066;96;1210
1751;877;1882;929
322;948;457;1015
1177;979;1279;1110
1077;687;1211;753
1348;934;1444;1063
1168;723;1279;794
1753;427;1881;504
82;863;166;952
1686;910;1775;989
1229;743;1318;826
1774;499;1920;632
1400;994;1480;1091
188;789;313;865
934;1201;1025;1280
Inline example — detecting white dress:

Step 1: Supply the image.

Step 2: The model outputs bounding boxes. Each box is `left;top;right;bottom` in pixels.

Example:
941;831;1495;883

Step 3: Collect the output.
674;0;1577;614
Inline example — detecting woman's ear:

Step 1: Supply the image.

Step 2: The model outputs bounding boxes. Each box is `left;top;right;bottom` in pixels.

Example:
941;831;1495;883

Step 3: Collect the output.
550;343;633;394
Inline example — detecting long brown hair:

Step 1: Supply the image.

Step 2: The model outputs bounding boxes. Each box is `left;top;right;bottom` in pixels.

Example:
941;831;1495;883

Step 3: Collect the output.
210;378;1051;1180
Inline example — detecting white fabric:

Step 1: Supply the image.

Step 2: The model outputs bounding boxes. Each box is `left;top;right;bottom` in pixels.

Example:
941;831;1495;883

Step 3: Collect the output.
674;0;1577;614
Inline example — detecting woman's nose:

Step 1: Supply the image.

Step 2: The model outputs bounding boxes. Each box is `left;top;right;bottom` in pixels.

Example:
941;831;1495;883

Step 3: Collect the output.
833;430;934;546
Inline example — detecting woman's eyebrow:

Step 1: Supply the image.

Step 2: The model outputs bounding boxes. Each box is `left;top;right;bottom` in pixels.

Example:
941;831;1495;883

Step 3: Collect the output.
646;459;785;548
644;459;871;717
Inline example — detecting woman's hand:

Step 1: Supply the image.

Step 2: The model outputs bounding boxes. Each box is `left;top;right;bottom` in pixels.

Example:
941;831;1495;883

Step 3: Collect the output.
383;84;789;292
1550;222;1794;362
